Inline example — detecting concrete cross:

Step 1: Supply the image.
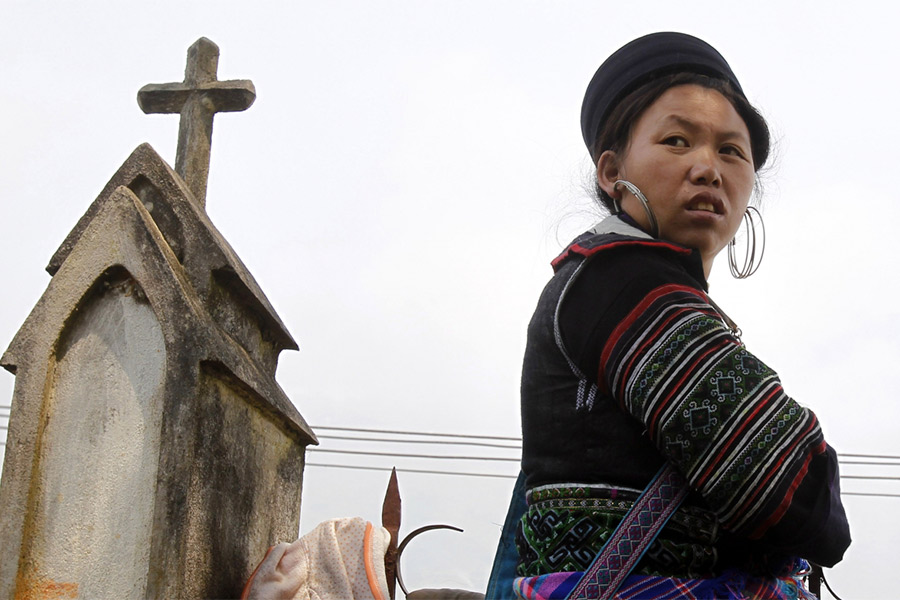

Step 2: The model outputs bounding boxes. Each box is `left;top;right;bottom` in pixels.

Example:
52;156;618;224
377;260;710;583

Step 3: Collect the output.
138;38;255;207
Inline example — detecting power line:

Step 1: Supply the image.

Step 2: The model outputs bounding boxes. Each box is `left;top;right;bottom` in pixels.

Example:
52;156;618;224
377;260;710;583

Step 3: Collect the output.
840;453;900;460
312;435;898;467
308;452;900;485
311;427;900;465
307;448;519;462
317;433;521;450
312;425;521;442
308;448;900;480
0;412;897;460
2;412;899;483
314;426;900;457
0;409;895;469
305;462;517;480
305;462;900;497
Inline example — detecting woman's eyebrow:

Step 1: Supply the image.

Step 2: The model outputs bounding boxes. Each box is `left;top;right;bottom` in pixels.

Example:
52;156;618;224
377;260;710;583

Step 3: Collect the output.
660;114;749;142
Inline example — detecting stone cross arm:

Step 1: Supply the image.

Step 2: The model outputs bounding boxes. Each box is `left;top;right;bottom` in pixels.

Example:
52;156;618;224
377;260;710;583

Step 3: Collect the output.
136;38;256;208
138;80;256;114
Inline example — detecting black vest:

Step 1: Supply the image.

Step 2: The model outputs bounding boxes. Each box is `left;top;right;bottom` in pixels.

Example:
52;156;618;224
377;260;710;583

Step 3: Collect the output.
520;219;706;492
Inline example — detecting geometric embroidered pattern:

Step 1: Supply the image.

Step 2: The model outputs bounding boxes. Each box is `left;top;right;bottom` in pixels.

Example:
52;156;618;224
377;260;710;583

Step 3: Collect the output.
566;465;690;600
601;284;826;537
514;555;817;600
516;486;719;579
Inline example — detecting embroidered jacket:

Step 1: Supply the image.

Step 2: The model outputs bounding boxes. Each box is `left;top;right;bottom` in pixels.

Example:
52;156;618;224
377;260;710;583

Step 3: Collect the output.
519;215;850;569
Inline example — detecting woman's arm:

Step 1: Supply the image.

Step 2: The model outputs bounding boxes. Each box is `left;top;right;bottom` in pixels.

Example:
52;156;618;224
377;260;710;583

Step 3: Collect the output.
752;444;849;567
562;247;851;565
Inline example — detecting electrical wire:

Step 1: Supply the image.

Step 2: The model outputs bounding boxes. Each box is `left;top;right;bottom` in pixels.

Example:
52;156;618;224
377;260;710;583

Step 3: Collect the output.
839;460;900;466
305;462;517;480
305;461;900;498
311;425;520;441
304;429;900;485
316;433;521;450
307;448;520;462
839;453;900;460
0;413;899;489
307;448;900;481
314;426;900;457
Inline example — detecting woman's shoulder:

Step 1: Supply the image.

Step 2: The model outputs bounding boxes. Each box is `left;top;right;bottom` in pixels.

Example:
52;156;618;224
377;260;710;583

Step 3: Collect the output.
553;222;708;376
552;215;705;287
552;216;707;294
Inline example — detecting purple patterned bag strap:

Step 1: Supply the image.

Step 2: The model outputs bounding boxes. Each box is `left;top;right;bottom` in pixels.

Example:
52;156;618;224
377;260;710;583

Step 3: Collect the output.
565;464;690;600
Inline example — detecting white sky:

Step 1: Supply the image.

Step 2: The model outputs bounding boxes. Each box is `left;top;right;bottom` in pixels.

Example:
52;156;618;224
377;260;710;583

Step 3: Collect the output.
2;1;899;597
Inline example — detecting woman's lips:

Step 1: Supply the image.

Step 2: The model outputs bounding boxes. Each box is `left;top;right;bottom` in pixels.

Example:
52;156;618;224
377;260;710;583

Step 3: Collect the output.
687;193;724;215
691;201;717;213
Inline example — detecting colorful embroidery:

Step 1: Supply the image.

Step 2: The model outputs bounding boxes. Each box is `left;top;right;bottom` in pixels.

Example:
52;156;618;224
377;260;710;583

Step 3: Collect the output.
516;484;718;579
566;465;691;599
601;285;826;536
513;563;816;600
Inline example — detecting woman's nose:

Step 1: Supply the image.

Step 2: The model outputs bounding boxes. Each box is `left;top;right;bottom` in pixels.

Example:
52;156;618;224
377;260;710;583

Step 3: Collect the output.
689;148;721;187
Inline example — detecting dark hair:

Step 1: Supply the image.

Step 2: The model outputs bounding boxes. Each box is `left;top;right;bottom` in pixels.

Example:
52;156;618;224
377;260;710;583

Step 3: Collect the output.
591;72;771;212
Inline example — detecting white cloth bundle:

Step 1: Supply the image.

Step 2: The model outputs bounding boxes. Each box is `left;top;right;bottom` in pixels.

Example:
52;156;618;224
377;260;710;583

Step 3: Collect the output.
242;517;392;600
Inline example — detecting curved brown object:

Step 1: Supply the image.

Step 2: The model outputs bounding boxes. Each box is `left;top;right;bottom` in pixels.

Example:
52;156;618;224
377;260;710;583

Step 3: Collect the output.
395;524;464;596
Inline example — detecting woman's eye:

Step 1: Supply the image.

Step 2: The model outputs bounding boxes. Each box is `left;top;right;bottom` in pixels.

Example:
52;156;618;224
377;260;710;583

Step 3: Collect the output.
720;145;748;159
663;136;688;148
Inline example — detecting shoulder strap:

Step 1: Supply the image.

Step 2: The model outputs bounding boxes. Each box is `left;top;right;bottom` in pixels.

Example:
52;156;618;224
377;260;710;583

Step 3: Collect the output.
565;464;691;600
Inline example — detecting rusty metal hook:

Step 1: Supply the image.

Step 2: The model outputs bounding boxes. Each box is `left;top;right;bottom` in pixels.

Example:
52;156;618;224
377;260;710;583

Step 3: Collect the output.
394;524;464;596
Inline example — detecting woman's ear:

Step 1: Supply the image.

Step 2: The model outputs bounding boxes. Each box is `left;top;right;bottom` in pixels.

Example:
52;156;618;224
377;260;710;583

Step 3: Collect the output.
596;150;622;199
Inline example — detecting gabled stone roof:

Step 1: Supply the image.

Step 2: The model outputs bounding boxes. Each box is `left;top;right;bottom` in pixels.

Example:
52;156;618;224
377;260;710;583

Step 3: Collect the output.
47;143;298;364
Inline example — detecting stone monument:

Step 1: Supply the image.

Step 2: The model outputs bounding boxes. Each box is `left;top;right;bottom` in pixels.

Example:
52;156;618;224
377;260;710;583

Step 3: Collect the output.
0;38;316;599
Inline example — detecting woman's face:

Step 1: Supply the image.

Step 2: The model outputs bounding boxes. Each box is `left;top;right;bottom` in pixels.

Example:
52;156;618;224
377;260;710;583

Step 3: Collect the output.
597;84;755;277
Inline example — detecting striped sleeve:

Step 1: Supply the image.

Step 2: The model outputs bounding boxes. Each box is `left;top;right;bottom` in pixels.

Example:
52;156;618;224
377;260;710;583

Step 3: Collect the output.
600;283;826;538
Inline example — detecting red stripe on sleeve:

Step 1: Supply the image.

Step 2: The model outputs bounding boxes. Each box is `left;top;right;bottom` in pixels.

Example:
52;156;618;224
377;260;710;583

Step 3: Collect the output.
599;284;709;393
748;438;827;538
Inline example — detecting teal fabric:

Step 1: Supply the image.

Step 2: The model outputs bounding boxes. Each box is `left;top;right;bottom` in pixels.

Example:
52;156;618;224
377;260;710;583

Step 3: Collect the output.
485;471;527;600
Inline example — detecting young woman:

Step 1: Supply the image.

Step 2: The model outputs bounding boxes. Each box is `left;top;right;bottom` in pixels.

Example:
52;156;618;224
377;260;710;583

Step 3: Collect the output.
487;32;851;600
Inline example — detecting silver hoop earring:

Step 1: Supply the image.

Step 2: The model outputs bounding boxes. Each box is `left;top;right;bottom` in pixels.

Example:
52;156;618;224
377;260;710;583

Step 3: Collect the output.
728;206;765;278
614;180;659;238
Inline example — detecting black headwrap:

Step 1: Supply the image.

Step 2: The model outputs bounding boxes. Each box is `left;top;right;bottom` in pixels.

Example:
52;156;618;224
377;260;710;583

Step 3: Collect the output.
581;32;747;161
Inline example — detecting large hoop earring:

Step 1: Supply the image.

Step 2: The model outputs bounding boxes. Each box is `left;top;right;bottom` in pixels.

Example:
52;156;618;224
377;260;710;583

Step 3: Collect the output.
614;180;659;238
728;206;765;278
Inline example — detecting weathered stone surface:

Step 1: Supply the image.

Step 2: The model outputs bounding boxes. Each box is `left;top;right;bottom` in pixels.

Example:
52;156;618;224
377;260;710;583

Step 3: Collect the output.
47;143;297;371
0;145;315;599
138;37;255;207
19;271;165;598
181;363;307;598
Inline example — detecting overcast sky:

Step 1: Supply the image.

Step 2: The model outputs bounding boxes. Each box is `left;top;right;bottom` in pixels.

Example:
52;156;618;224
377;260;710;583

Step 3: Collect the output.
2;1;899;596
